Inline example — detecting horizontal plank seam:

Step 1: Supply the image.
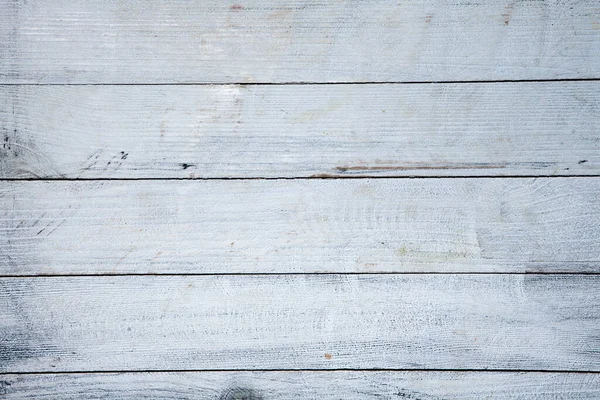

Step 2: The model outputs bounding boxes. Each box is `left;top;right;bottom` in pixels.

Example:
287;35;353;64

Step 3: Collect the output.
2;175;600;182
2;272;600;278
2;78;600;86
3;369;600;375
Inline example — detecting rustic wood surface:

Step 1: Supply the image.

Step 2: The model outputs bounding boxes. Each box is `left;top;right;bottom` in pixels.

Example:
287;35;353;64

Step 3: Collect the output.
1;274;599;372
2;371;600;399
2;178;599;275
1;82;598;179
2;0;598;396
1;0;599;84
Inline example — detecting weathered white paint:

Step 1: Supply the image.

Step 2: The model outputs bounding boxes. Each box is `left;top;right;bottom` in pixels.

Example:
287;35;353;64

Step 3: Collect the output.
2;0;598;393
1;82;598;179
1;178;599;275
1;0;598;83
2;371;600;399
1;274;599;372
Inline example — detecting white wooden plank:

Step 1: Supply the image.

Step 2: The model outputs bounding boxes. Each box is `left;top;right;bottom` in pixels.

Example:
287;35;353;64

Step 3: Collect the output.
1;0;599;84
1;82;598;179
1;275;599;372
2;371;600;399
2;178;599;275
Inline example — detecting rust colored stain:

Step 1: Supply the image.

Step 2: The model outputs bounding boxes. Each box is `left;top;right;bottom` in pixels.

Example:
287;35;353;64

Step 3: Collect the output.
425;13;434;23
502;2;515;25
324;353;332;360
231;4;244;10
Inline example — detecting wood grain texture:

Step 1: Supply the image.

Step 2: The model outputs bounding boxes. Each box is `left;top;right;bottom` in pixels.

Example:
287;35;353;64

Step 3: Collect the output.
2;371;600;399
1;274;599;372
1;178;599;275
1;82;599;179
1;0;599;84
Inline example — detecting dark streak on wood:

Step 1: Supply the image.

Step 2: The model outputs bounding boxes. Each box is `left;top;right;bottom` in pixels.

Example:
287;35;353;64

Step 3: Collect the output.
335;164;508;172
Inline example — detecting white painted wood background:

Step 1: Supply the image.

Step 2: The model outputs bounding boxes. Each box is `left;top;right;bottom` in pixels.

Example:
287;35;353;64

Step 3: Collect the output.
1;0;599;398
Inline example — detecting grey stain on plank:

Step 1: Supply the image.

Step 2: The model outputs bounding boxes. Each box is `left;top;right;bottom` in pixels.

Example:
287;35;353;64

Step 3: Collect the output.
0;380;12;396
220;387;263;400
2;371;600;399
395;390;440;400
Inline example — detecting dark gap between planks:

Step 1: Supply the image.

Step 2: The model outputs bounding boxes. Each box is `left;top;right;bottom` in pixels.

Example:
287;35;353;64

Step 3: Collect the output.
1;78;600;86
1;175;600;182
2;272;600;278
3;368;600;375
